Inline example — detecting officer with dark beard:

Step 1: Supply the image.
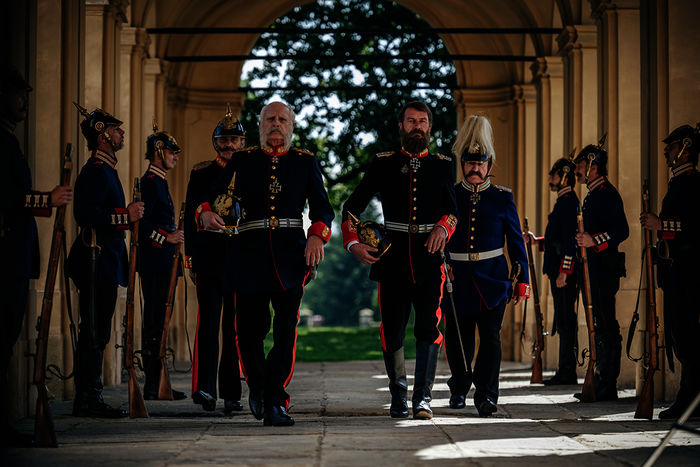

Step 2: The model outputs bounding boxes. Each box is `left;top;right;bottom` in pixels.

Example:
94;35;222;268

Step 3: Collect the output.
342;101;458;420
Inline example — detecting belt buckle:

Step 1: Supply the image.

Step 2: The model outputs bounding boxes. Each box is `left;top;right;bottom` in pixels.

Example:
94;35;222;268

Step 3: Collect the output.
269;217;279;229
468;252;480;261
408;224;419;234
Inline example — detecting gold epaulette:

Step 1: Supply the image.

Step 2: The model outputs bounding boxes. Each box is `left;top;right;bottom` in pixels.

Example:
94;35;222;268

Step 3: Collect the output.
376;151;394;158
495;184;512;193
193;160;213;171
435;153;452;161
295;148;315;157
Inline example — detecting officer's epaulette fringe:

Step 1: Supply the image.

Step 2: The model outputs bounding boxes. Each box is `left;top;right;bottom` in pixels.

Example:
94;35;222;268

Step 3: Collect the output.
192;160;213;171
495;184;512;193
295;148;315;157
435;153;452;161
376;151;393;158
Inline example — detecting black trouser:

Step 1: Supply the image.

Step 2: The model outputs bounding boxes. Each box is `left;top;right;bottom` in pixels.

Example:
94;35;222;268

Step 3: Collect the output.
140;273;175;393
588;266;622;393
235;286;303;408
663;257;700;407
192;273;240;400
377;275;445;353
0;275;29;427
74;278;118;401
445;298;506;404
550;274;578;376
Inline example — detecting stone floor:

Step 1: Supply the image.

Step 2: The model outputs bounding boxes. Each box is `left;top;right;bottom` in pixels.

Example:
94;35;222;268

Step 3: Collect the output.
4;360;700;466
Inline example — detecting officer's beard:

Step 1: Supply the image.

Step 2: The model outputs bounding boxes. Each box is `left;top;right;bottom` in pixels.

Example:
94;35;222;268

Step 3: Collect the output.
261;126;293;151
400;128;430;154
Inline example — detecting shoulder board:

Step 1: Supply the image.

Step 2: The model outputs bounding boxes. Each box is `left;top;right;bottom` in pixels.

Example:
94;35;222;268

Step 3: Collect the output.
236;146;258;153
495;184;512;193
192;160;213;171
376;151;394;158
295;148;315;157
435;153;452;161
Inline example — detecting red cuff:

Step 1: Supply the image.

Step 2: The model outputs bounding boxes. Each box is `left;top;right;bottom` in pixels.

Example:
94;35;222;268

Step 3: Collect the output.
184;256;193;269
149;228;168;248
341;219;359;248
517;283;531;298
195;202;212;228
112;207;130;231
308;221;331;243
592;232;610;252
436;214;458;241
660;231;676;240
26;191;51;217
31;208;51;217
559;256;575;274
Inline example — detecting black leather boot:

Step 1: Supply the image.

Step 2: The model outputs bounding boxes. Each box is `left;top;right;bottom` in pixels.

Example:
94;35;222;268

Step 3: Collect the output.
383;348;409;418
412;342;439;420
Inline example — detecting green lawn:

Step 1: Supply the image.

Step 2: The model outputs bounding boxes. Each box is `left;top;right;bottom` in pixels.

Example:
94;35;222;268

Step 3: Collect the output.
263;326;418;362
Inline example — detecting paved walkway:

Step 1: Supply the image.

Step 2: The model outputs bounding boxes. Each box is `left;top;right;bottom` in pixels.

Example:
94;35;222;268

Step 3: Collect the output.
5;360;700;466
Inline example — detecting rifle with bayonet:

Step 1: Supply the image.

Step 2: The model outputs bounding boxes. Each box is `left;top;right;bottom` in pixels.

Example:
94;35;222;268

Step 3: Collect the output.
634;180;659;420
157;203;185;400
523;218;544;384
33;143;72;447
577;204;597;402
125;177;148;418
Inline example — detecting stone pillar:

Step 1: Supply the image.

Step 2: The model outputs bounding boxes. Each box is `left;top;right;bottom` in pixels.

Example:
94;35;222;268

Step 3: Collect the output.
591;0;642;389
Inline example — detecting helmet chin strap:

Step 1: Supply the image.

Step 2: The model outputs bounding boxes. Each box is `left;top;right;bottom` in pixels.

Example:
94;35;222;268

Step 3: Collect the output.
585;153;595;180
669;139;689;167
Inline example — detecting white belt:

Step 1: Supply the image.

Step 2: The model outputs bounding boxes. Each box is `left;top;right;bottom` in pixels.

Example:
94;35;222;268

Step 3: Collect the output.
449;248;504;262
237;217;302;232
385;221;435;234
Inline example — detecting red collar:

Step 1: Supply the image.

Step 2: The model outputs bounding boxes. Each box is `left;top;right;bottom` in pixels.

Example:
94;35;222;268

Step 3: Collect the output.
587;176;607;191
262;145;289;156
93;149;117;169
400;147;429;158
215;154;228;168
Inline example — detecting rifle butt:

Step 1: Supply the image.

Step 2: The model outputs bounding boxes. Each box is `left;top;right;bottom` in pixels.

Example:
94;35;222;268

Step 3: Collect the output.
128;370;149;418
634;370;654;420
530;354;544;384
580;365;597;402
157;359;173;400
33;388;58;448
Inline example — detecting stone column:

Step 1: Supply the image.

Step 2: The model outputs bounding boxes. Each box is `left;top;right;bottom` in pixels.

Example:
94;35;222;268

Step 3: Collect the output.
591;0;642;389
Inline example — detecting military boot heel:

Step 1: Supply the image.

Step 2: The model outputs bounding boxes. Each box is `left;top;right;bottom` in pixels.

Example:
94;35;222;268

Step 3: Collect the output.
383;348;409;418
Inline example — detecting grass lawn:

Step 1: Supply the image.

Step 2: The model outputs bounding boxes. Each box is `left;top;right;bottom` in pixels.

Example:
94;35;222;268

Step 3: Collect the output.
263;326;418;362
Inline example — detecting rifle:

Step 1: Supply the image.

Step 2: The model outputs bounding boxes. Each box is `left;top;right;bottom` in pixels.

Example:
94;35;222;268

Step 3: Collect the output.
523;218;544;384
577;204;597;402
157;203;186;400
634;180;659;420
125;177;148;418
33;143;72;447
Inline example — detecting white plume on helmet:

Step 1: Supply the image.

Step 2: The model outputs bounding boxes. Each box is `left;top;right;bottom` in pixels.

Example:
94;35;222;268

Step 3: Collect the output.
452;115;496;164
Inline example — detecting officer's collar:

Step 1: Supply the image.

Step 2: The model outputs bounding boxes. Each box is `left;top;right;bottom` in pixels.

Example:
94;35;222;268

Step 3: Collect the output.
586;175;607;191
147;163;167;180
0;118;15;134
672;161;694;177
261;145;289;156
93;149;118;169
557;186;573;197
215;153;228;168
400;147;429;158
461;178;491;192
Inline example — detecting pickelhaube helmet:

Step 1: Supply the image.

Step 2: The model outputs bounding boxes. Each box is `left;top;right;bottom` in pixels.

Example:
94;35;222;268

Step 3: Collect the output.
549;152;577;187
74;102;123;150
146;120;181;161
453;115;496;167
212;103;245;153
662;123;700;166
574;134;608;177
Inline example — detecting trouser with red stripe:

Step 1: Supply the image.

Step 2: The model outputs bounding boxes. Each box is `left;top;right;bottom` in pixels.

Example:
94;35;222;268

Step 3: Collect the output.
235;285;303;408
377;272;445;354
191;273;241;401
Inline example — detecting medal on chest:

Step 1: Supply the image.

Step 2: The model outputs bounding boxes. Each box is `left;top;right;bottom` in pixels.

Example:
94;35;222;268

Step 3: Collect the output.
410;157;421;170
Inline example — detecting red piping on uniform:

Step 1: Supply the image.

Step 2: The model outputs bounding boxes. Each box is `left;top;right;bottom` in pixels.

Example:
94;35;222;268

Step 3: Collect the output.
472;276;494;311
268;230;286;290
377;283;387;351
283;271;309;389
233;292;249;381
432;265;446;346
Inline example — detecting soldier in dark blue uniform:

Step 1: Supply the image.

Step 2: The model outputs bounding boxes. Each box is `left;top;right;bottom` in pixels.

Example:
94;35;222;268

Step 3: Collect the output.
0;66;72;445
524;157;579;385
66;105;144;418
445;115;530;417
640;123;700;419
184;105;245;413
138;125;186;401
573;142;629;401
341;101;458;420
198;102;334;426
